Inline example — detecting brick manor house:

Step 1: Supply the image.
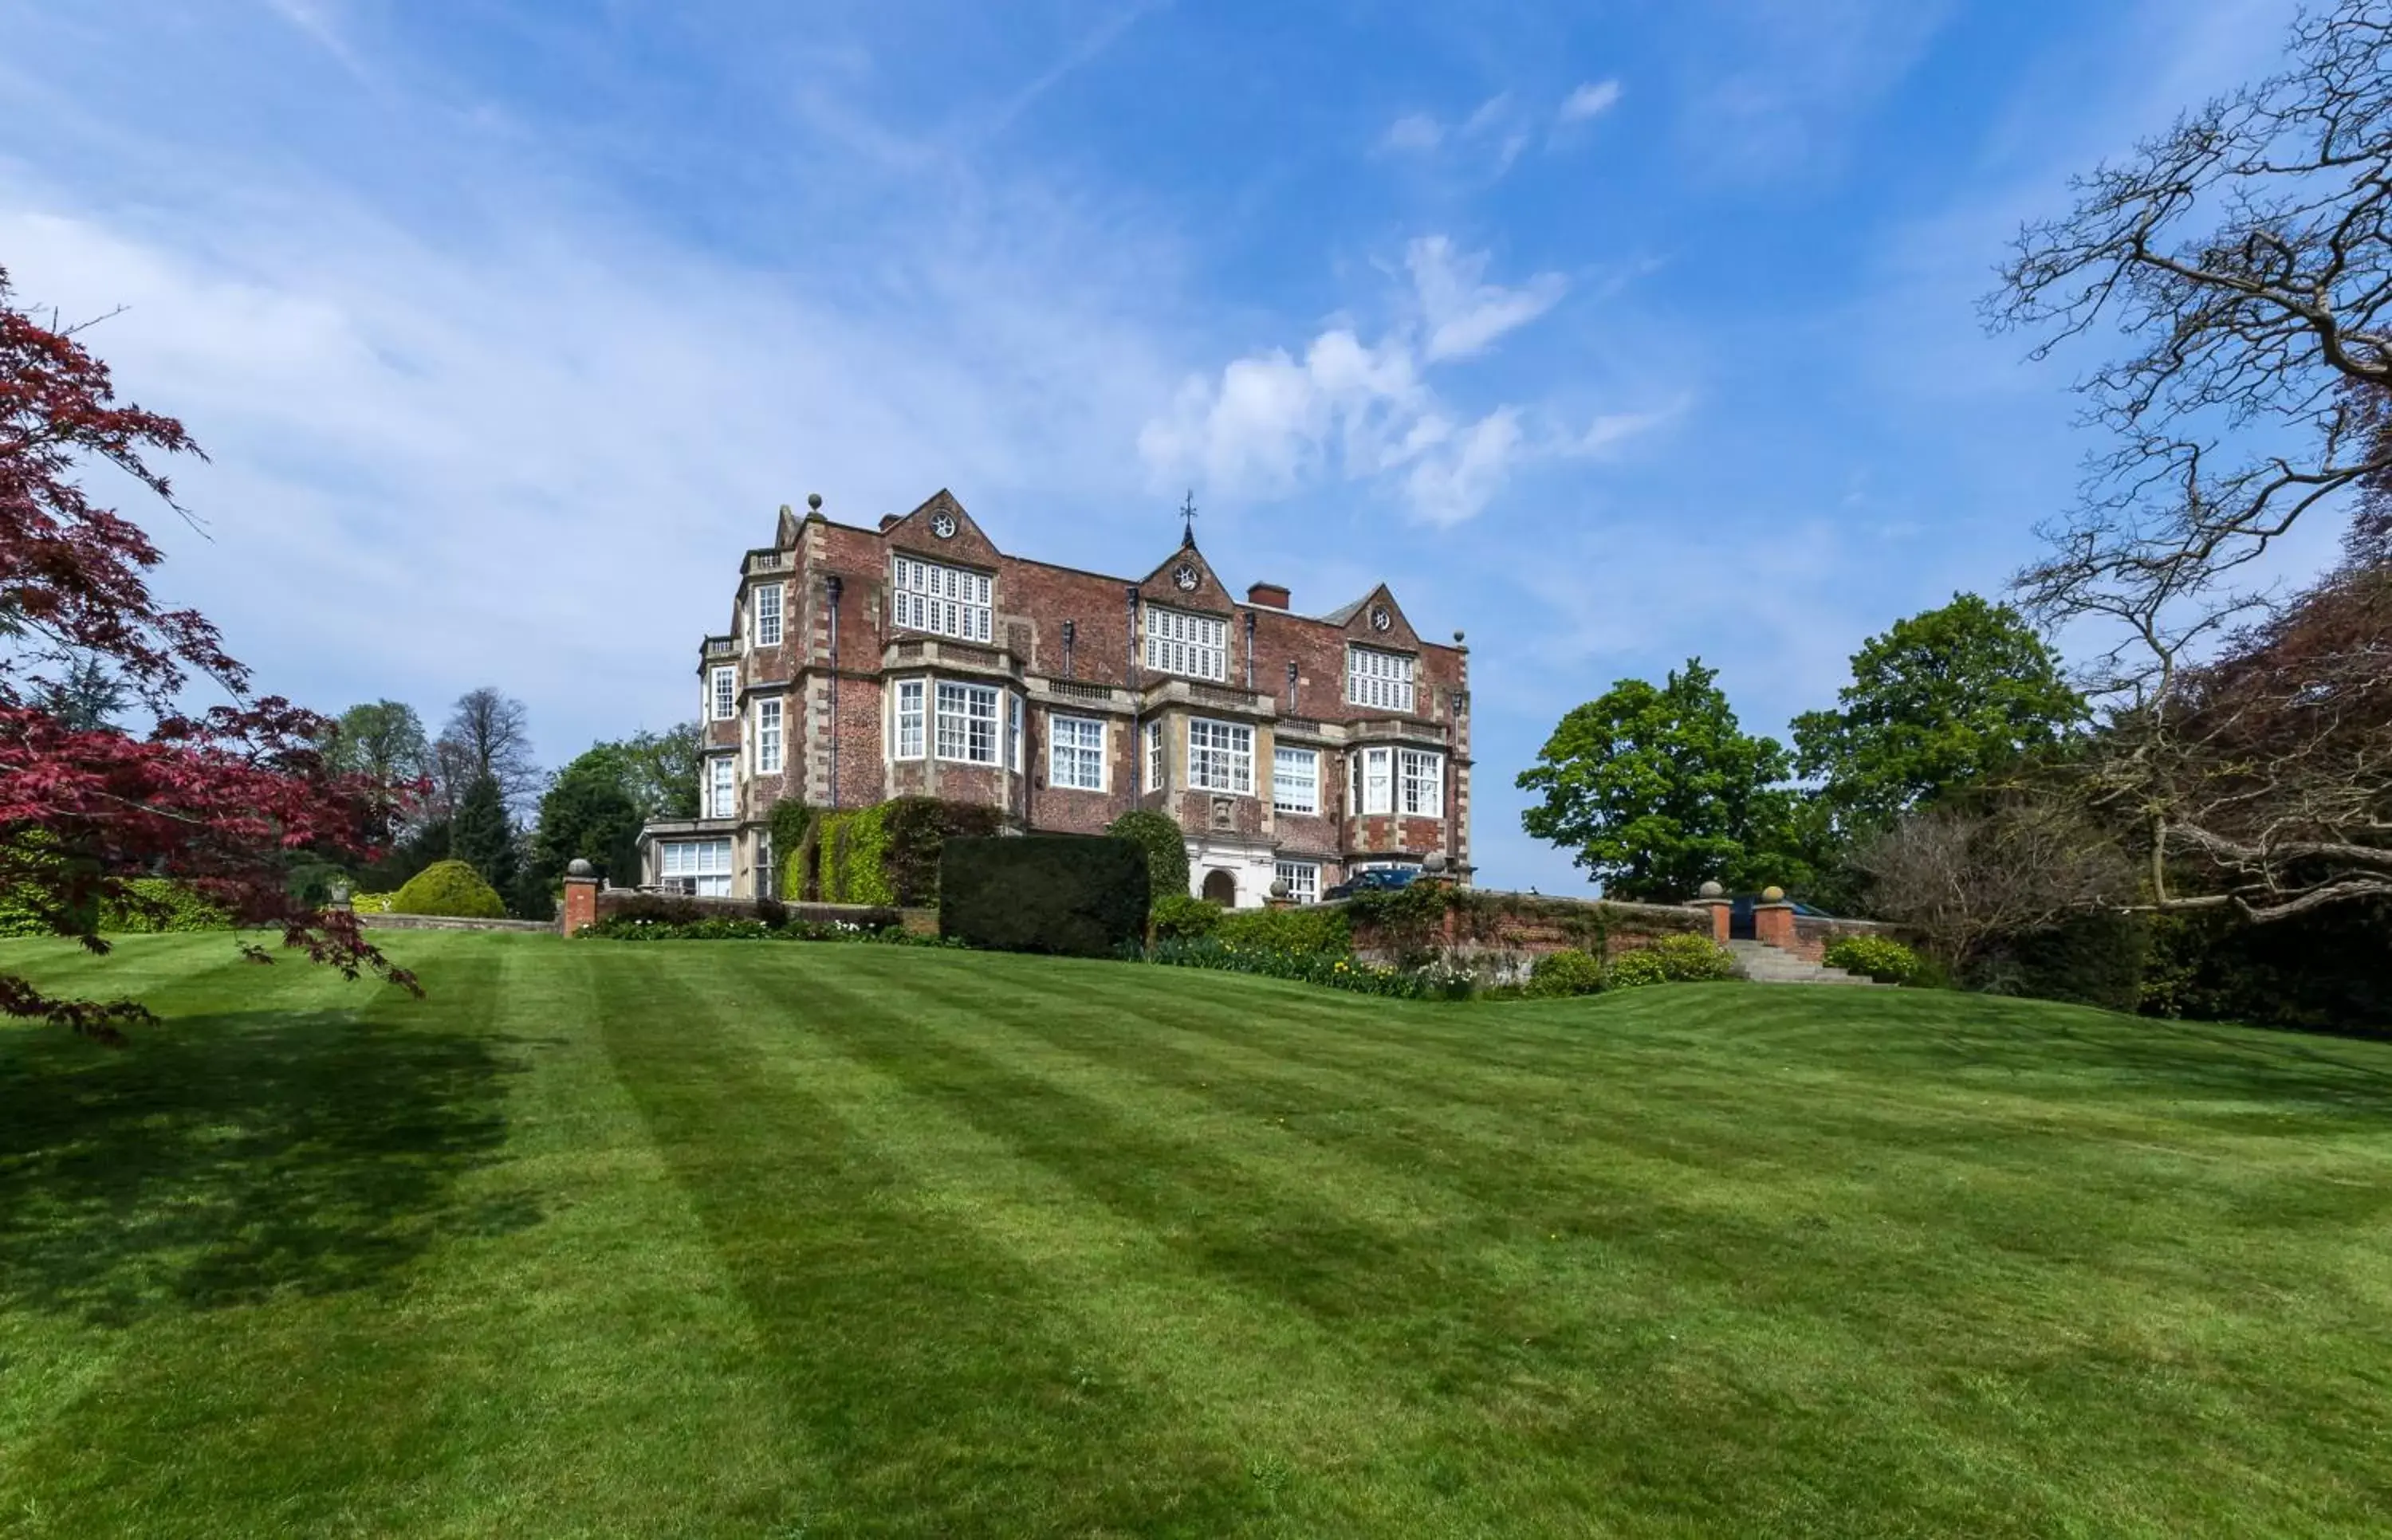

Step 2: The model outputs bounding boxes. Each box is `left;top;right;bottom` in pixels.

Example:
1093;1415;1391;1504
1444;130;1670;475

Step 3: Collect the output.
635;489;1473;907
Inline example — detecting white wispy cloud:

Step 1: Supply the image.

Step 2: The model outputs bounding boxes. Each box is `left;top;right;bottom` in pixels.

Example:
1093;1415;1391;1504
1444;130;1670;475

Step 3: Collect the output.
1406;235;1566;361
1383;112;1444;152
1137;236;1641;527
1556;79;1623;124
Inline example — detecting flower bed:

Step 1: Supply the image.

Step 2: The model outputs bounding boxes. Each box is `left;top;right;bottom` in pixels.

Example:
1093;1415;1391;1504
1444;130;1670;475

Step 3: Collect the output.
1137;937;1473;1000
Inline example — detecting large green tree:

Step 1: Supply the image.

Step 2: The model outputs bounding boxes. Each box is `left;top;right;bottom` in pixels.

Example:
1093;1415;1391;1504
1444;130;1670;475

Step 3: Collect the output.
328;700;431;843
533;744;644;886
616;722;703;820
448;772;518;899
1792;594;2083;831
1518;659;1801;901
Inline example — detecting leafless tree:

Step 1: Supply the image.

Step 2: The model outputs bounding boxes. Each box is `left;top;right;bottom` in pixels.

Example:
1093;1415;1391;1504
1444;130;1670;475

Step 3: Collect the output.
1989;2;2392;919
1859;800;2137;970
434;687;542;815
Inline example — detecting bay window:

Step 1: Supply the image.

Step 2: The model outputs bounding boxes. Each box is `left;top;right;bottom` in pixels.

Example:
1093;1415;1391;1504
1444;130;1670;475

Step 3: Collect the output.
710;666;735;721
935;681;1000;764
1400;748;1444;817
659;838;732;897
752;583;783;648
753;697;782;775
1351;746;1394;815
1187;718;1254;794
706;756;735;819
892;679;926;760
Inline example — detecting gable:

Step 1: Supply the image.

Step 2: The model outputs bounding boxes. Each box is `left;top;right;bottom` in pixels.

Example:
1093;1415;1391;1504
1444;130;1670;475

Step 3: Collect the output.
884;489;1001;569
1331;584;1421;651
1135;543;1235;615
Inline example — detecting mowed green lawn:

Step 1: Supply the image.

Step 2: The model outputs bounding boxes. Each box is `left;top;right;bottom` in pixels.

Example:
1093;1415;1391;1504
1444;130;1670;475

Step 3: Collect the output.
3;935;2390;1538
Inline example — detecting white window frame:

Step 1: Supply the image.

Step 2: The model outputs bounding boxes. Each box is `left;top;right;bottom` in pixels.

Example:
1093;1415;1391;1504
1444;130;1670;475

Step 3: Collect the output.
1186;717;1254;795
1272;745;1319;815
1347;646;1416;712
1049;715;1106;792
710;666;736;722
752;583;784;649
1146;720;1165;792
1353;745;1394;815
891;556;993;643
753;698;783;775
1275;860;1320;906
893;678;926;760
706;755;735;819
1144;607;1227;681
659;838;733;897
1400;748;1444;818
1008;691;1023;772
935;681;1000;764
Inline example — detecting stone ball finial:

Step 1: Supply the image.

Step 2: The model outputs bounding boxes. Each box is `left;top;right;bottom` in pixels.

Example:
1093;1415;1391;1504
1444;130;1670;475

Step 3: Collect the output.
1269;878;1288;898
566;858;595;878
1698;879;1724;899
1454;629;1465;645
1422;851;1448;874
807;492;824;511
1761;885;1785;903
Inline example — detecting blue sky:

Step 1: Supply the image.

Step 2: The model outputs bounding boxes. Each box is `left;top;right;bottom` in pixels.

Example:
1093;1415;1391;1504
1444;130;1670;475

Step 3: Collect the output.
0;0;2307;890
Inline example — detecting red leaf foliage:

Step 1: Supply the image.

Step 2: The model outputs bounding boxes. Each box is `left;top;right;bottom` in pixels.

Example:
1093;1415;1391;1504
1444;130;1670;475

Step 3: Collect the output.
2;264;419;1039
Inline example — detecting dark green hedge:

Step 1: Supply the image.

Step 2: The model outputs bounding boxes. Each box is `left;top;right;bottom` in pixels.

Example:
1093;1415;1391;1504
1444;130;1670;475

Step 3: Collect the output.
939;835;1149;958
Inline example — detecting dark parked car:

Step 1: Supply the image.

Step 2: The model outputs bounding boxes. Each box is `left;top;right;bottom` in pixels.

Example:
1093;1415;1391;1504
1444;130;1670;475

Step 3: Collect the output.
1324;866;1418;901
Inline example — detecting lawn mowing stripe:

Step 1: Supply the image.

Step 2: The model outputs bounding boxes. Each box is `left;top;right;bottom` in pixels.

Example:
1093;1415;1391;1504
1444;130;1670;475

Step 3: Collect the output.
785;949;2392;1536
586;945;1285;1538
0;935;517;1538
713;961;1613;1537
785;964;2043;1537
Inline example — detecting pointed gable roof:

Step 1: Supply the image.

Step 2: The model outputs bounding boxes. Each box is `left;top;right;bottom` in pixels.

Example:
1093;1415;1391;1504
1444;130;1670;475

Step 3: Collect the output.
1135;541;1235;615
1322;583;1420;650
883;488;1001;567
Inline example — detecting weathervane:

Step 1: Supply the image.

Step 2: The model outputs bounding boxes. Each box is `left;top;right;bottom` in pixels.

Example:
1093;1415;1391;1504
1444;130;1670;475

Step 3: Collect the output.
1178;489;1198;548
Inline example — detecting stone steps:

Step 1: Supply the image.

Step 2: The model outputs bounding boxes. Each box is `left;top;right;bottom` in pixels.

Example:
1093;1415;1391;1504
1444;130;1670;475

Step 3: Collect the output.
1725;938;1888;986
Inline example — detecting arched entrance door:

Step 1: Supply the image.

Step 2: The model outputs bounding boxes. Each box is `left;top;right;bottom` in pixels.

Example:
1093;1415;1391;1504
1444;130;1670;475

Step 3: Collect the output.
1201;869;1237;906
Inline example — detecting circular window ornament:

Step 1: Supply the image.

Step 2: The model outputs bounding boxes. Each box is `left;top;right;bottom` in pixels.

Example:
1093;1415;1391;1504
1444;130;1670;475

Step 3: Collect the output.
1173;562;1201;591
928;511;958;539
1370;604;1392;632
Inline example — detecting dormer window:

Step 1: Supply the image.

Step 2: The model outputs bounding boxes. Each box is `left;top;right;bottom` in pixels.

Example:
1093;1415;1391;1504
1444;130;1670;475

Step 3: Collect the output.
1144;606;1226;681
892;556;993;643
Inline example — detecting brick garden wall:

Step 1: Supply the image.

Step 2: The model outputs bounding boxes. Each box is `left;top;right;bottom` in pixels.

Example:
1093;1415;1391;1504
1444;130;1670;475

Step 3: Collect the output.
1349;889;1709;984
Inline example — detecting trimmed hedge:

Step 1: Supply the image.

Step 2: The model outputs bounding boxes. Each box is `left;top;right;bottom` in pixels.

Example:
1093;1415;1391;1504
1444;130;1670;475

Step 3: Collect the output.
1215;904;1351;956
940;835;1149;958
1107;809;1189;901
1607;934;1736;989
391;859;506;919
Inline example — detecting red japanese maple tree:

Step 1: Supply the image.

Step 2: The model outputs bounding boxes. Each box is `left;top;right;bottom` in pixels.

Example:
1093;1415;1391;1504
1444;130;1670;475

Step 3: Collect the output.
2;265;417;1040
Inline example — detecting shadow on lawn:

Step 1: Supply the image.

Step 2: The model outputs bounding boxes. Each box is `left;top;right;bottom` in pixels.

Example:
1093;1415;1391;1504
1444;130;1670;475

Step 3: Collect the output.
0;1009;537;1325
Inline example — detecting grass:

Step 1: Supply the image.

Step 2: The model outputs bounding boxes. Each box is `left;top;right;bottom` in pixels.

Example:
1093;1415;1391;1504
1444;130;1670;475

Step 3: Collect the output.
3;933;2390;1538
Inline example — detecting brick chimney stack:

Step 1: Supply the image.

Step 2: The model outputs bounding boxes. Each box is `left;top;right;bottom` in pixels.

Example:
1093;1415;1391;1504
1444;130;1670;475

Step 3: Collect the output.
1246;582;1290;611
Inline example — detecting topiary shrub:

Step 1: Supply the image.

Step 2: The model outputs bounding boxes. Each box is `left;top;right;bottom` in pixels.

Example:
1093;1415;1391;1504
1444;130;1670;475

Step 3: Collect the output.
1107;809;1189;902
940;835;1149;957
1528;947;1607;997
1215;903;1351;956
391;858;506;919
1823;933;1922;984
1151;893;1223;940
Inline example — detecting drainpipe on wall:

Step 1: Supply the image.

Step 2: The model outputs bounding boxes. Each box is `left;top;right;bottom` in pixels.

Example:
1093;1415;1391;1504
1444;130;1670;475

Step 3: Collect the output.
1126;584;1142;796
1243;610;1255;692
824;573;842;811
